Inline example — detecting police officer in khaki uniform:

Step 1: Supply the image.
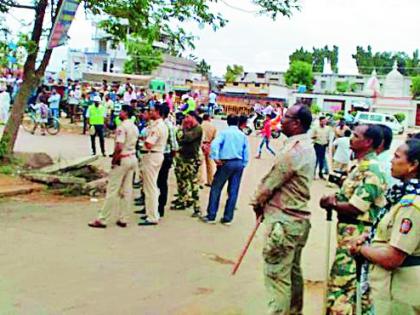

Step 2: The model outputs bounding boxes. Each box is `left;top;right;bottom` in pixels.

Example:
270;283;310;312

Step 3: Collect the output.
251;103;315;315
349;139;420;315
88;105;139;228
138;104;168;226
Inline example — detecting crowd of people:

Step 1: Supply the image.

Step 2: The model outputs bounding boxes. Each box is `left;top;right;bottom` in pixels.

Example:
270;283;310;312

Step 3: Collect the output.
2;70;419;314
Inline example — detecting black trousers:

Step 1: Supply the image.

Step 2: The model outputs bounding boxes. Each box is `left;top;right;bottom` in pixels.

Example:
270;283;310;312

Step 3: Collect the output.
90;124;105;155
157;153;173;217
314;143;327;177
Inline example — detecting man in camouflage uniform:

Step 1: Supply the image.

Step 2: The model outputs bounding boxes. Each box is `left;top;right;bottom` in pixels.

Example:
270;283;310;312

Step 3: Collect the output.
320;124;387;315
252;103;316;315
172;112;203;216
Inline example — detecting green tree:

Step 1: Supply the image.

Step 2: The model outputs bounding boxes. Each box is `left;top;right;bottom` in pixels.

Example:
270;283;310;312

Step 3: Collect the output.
123;39;162;75
284;61;313;90
196;59;211;78
289;47;312;65
224;64;244;83
0;0;300;158
411;76;420;98
289;45;339;73
352;46;420;75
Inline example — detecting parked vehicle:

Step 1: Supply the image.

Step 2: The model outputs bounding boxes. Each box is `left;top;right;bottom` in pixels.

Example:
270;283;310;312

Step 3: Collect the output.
354;112;404;134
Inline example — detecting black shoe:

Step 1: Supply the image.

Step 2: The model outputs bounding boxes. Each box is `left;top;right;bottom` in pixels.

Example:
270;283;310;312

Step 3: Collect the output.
191;211;201;218
140;215;148;220
134;199;145;206
133;182;141;189
134;209;146;215
116;220;127;228
200;216;216;224
171;203;186;210
220;219;232;226
138;220;158;226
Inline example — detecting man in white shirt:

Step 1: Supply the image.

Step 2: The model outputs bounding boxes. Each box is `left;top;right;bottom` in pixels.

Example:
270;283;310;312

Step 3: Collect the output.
0;87;11;124
208;91;217;116
332;129;352;172
263;103;274;117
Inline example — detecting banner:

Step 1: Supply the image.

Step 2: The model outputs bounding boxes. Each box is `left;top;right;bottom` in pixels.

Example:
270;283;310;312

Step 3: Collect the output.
47;0;81;49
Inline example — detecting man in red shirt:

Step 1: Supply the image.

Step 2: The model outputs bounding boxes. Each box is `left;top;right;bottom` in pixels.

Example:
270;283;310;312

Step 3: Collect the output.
256;114;276;159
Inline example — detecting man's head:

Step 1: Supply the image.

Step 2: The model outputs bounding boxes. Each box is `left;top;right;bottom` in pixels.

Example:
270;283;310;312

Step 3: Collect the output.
344;129;352;137
93;95;101;106
183;111;199;128
149;104;163;120
130;99;138;107
350;124;383;156
120;105;134;121
168;91;173;96
51;88;57;94
203;114;211;121
376;124;393;154
319;116;327;127
238;115;248;129
281;103;312;137
227;114;239;127
159;103;170;119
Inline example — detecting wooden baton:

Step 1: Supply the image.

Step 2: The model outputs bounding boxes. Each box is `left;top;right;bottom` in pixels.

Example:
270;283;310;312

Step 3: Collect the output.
231;215;263;276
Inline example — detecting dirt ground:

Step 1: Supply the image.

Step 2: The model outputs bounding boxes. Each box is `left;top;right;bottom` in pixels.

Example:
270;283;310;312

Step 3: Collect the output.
0;133;340;315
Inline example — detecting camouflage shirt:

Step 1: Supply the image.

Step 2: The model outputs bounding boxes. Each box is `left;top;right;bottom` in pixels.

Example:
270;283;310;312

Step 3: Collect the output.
252;133;315;223
336;151;387;223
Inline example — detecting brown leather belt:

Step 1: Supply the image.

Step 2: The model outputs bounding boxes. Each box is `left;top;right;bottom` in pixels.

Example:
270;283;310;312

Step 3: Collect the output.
120;153;135;158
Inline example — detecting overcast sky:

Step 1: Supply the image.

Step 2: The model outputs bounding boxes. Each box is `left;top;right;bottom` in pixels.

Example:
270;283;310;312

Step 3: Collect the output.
8;0;420;76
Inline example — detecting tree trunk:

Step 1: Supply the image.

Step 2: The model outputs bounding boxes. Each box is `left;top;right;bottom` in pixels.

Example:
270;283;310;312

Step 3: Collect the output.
0;0;49;158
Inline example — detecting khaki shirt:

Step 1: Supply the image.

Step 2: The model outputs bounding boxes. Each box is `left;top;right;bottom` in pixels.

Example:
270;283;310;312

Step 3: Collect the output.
370;195;420;314
336;152;387;223
201;120;217;143
252;133;316;222
115;119;139;155
312;125;331;145
145;118;168;153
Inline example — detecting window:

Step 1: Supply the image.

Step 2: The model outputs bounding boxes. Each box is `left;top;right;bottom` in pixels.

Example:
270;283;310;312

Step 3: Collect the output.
371;114;383;122
255;83;260;87
359;113;369;120
321;81;326;89
99;39;107;54
233;82;239;86
385;116;395;123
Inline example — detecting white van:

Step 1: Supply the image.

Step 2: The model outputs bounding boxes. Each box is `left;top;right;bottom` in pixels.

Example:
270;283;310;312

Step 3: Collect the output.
354;112;404;134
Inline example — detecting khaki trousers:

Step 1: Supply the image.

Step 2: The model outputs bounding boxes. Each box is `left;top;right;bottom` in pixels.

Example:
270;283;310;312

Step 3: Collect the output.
98;156;137;224
141;153;164;223
202;152;215;185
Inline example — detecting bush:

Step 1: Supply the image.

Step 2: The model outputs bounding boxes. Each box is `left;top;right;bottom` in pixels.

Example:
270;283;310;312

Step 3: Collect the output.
394;113;406;123
336;81;349;93
333;113;344;121
0;164;14;175
310;104;321;114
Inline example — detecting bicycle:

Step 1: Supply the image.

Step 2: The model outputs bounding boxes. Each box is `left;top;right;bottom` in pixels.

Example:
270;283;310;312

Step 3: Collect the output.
21;105;61;135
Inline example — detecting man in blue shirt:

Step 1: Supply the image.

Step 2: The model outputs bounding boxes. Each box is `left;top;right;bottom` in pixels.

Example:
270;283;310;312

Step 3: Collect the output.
201;114;249;225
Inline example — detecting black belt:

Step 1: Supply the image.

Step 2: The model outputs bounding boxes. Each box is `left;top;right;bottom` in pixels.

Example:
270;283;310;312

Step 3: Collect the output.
140;150;162;154
337;215;373;227
401;255;420;267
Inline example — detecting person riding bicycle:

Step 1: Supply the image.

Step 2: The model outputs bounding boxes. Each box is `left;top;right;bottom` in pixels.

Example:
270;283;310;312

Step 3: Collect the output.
31;102;49;135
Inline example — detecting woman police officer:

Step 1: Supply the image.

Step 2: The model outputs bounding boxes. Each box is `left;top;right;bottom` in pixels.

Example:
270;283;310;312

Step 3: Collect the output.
349;139;420;314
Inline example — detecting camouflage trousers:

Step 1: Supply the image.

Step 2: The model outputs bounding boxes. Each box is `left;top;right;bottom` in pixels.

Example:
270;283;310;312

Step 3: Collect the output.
327;222;373;315
263;211;311;315
174;155;201;210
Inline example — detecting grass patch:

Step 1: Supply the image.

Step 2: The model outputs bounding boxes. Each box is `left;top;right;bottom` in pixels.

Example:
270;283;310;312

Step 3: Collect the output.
0;155;25;176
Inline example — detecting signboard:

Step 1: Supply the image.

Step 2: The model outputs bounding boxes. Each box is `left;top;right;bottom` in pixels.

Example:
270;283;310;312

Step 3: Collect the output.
47;0;81;49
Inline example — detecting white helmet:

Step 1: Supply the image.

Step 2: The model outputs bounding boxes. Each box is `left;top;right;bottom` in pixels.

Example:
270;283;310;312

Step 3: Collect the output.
93;95;102;102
